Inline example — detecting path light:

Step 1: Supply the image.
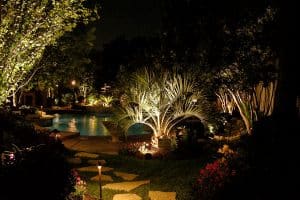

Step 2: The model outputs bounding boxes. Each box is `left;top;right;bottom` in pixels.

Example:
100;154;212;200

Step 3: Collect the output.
97;161;103;200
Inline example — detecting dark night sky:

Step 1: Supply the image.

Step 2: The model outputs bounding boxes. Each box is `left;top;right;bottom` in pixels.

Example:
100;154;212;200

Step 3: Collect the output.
95;0;162;49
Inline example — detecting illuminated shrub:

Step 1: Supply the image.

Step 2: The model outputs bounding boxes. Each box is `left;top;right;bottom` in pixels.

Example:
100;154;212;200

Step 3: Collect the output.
192;158;236;200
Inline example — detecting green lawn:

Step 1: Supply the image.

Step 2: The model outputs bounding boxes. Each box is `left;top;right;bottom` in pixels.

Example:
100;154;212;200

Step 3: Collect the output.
73;154;210;200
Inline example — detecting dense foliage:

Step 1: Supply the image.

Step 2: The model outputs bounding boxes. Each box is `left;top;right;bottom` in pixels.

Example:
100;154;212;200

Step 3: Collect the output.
0;0;98;105
117;67;212;139
0;111;75;200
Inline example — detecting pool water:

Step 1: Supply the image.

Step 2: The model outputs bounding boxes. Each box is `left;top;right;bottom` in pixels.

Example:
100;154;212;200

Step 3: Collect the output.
48;113;150;136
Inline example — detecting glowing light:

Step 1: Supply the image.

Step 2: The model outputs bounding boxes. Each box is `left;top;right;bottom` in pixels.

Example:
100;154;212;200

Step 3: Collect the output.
97;163;103;200
208;124;215;133
119;68;209;143
138;141;158;155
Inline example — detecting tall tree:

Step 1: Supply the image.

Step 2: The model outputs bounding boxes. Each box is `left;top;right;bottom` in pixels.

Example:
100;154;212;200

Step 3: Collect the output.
213;6;278;134
0;0;98;105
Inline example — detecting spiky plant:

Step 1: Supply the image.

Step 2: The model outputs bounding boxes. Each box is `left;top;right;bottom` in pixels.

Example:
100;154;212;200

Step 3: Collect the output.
117;68;210;139
99;95;114;107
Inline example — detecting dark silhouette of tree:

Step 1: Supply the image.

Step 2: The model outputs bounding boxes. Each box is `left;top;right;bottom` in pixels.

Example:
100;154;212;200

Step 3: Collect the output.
22;26;97;106
94;36;162;87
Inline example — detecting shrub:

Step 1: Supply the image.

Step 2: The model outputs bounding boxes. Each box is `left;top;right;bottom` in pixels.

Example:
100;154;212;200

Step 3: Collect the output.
67;170;87;200
192;158;236;200
119;141;143;156
0;110;75;200
0;144;74;200
62;93;74;105
0;110;37;148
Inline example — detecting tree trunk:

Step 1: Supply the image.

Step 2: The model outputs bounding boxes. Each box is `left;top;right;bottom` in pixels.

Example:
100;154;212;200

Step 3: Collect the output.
228;89;252;134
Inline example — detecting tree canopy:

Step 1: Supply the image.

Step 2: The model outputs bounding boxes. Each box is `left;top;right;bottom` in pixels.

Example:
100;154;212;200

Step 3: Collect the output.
0;0;98;105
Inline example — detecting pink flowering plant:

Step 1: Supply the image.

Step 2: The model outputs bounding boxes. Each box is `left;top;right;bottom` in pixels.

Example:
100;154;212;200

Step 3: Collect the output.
68;170;87;200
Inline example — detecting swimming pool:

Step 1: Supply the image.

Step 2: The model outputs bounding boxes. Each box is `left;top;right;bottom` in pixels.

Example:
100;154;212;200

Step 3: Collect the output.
48;113;150;136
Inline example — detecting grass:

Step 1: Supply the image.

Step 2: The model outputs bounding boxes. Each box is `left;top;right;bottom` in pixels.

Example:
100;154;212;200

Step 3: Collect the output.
71;153;211;200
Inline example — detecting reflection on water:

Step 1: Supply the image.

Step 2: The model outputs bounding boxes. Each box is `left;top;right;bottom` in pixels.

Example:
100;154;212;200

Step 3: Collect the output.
88;116;96;136
67;118;78;132
48;113;149;136
49;113;110;136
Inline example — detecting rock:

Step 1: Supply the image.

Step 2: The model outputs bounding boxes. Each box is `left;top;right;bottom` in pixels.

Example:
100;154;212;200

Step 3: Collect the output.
77;166;113;173
113;193;142;200
149;191;176;200
75;152;99;159
87;159;107;166
66;157;82;165
114;171;138;181
103;180;150;192
90;174;113;182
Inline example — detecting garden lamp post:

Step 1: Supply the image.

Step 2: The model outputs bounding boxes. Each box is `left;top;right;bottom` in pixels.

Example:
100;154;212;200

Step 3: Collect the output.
97;161;103;200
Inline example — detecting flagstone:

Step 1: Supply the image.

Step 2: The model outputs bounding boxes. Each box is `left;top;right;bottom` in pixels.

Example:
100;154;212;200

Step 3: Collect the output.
90;174;113;182
75;152;99;159
87;159;107;165
66;157;82;165
103;180;150;192
114;171;138;181
113;193;142;200
149;191;176;200
77;166;113;173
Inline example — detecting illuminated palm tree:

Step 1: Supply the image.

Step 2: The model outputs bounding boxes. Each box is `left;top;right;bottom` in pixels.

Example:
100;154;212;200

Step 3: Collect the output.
118;68;210;139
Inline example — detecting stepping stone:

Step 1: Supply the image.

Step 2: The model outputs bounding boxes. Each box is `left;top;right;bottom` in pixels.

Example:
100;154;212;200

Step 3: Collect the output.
113;193;142;200
114;171;138;181
75;152;99;159
149;191;176;200
66;157;82;165
90;174;113;182
87;159;107;165
103;180;150;192
77;166;113;173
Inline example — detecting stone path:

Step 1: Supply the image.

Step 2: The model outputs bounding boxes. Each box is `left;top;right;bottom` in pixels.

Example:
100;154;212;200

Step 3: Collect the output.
114;171;139;181
77;166;114;173
102;180;150;192
66;157;82;165
113;193;142;200
75;152;99;159
149;191;176;200
71;155;176;200
90;174;114;182
87;159;106;165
